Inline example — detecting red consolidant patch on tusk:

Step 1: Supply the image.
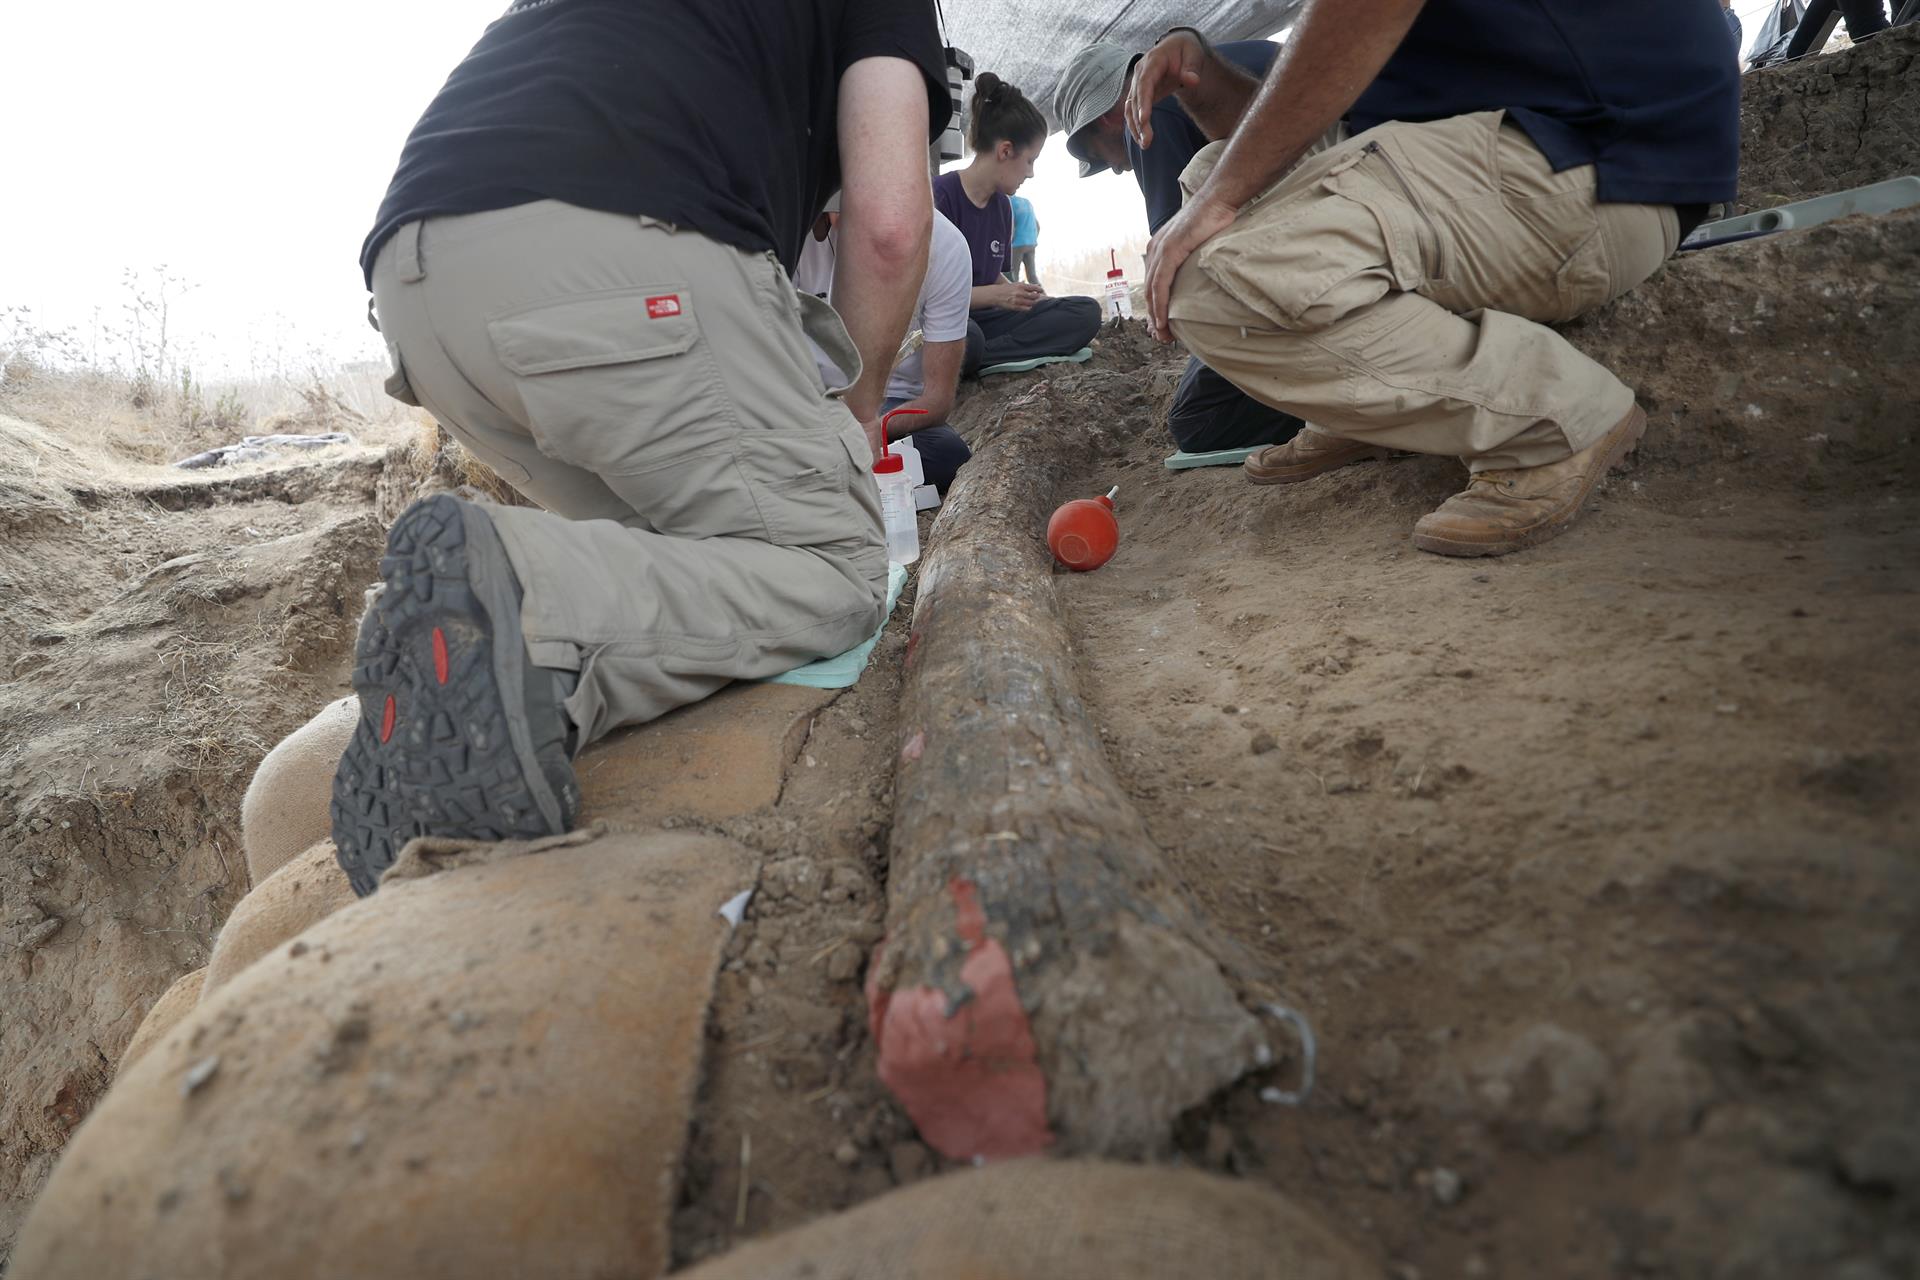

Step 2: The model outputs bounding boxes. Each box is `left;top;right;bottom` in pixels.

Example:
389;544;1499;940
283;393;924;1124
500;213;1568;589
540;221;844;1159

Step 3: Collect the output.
380;694;396;744
432;627;449;685
866;877;1053;1161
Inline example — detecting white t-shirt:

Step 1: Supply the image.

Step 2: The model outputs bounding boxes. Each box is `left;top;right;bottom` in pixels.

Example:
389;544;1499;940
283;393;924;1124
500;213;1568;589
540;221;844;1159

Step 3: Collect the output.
792;213;973;404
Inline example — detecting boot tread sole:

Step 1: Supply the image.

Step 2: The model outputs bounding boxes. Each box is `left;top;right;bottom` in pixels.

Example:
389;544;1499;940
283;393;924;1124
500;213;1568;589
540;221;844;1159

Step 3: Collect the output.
329;495;568;896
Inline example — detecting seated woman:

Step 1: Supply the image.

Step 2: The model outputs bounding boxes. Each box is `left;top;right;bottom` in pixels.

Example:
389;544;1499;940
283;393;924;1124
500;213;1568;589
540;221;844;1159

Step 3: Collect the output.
934;73;1102;374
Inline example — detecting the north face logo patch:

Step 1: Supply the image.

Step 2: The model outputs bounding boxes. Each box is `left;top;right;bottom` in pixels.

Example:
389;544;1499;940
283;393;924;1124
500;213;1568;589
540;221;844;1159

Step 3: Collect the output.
646;295;682;319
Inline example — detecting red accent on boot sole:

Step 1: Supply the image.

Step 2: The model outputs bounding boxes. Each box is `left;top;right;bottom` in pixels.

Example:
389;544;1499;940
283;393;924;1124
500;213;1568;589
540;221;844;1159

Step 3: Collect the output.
432;627;449;684
866;877;1053;1162
380;694;396;743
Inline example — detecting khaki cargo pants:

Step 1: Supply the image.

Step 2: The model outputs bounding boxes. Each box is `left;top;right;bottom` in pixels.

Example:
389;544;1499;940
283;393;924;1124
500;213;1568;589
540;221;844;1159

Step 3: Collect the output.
1168;110;1681;472
370;201;888;745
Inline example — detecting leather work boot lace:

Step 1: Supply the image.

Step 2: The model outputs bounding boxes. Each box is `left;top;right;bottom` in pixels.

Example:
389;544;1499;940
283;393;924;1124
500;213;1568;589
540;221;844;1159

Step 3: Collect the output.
1412;405;1648;558
1244;427;1394;485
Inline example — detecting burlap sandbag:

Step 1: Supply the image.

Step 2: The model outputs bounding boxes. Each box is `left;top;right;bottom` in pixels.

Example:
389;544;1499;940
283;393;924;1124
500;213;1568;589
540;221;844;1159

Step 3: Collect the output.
202;839;357;997
241;695;357;884
118;967;207;1073
680;1159;1373;1280
11;827;756;1280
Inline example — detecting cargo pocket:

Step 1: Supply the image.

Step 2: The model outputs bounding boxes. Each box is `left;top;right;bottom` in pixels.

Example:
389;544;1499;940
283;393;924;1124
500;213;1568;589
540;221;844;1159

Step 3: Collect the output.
1195;145;1426;332
736;418;875;550
1347;140;1449;291
383;341;421;407
1551;221;1613;320
488;288;766;540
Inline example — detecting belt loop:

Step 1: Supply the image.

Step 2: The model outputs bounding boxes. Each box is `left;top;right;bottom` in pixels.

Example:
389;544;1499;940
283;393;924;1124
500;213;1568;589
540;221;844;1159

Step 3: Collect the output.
396;221;425;284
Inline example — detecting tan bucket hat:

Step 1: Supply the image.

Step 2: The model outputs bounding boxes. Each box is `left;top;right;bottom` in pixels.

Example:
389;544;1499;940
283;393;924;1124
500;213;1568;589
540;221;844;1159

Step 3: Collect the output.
1054;42;1135;179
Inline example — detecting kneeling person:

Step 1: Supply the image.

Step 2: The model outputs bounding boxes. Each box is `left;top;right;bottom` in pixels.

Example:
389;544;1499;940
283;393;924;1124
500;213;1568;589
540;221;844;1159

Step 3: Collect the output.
795;206;975;493
335;0;948;893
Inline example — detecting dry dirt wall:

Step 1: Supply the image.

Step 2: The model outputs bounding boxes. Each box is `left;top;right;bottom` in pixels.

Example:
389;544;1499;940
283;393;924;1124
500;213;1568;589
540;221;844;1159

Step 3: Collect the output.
1737;24;1920;210
1562;206;1920;488
0;437;417;1257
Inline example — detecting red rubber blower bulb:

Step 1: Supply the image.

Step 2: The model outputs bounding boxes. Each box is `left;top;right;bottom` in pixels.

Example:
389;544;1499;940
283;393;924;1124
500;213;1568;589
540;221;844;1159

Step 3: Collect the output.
1046;487;1120;572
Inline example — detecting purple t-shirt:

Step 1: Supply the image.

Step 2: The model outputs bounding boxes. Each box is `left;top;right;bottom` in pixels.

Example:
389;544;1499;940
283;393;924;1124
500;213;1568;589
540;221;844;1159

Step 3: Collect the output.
933;171;1011;286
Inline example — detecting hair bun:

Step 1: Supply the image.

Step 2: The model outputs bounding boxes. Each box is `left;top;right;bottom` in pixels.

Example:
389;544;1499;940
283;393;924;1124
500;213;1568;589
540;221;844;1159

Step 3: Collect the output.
965;71;1045;154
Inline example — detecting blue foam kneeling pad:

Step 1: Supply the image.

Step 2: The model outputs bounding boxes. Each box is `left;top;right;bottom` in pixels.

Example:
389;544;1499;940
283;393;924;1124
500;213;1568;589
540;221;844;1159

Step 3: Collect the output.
764;561;909;689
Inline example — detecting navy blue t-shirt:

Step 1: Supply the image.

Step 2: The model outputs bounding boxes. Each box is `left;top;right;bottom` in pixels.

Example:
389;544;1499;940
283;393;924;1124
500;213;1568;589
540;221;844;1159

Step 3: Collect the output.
361;0;949;285
933;172;1013;285
1351;0;1740;206
1129;40;1279;234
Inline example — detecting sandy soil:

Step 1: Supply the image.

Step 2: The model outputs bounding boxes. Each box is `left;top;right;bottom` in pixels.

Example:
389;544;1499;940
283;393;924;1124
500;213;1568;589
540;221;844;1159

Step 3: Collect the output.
669;589;931;1265
675;204;1920;1271
0;407;434;1254
1049;351;1919;1278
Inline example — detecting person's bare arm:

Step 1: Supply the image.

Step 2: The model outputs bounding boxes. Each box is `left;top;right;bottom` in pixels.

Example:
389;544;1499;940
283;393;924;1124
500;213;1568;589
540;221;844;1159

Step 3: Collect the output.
971;280;1042;310
1142;0;1429;339
1189;0;1425;209
1125;30;1263;146
834;57;936;446
886;337;964;434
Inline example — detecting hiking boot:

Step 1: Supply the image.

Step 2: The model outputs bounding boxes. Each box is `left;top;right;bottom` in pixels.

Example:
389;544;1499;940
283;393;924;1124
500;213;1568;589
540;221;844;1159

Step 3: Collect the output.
1412;405;1648;558
1243;428;1394;485
330;494;580;896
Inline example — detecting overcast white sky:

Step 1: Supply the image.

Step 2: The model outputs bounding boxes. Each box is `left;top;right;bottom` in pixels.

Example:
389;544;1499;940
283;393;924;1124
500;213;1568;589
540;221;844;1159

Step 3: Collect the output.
4;0;1782;377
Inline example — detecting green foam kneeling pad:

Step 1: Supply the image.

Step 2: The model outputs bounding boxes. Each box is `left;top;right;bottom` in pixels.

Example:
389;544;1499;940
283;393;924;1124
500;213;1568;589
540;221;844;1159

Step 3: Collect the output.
977;346;1093;377
764;561;909;690
1164;445;1261;470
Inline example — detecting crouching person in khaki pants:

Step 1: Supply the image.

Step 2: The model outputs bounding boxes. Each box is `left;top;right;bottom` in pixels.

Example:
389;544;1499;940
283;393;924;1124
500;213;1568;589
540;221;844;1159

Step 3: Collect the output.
334;0;953;895
1136;0;1740;557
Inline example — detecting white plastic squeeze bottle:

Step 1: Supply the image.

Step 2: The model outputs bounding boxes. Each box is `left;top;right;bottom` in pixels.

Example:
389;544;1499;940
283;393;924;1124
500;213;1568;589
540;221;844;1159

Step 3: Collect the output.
874;407;927;565
1104;249;1133;321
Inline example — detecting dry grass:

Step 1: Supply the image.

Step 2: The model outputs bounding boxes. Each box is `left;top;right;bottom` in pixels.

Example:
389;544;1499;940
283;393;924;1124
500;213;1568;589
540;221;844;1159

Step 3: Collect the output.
0;359;417;474
403;418;526;508
0;366;201;467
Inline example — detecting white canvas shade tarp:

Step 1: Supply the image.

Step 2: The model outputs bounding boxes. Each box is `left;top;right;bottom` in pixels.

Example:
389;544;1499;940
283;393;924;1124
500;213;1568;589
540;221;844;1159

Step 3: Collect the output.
938;0;1306;129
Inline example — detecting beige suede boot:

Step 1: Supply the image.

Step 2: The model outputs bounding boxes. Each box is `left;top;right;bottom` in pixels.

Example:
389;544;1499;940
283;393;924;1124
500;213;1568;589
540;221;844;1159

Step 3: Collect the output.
1412;405;1647;557
1243;427;1394;485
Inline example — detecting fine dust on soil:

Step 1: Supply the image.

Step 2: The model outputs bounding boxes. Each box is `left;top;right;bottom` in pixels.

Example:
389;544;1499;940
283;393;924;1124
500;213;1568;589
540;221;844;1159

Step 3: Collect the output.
667;585;933;1265
0;418;385;1249
1031;325;1919;1271
0;409;441;1254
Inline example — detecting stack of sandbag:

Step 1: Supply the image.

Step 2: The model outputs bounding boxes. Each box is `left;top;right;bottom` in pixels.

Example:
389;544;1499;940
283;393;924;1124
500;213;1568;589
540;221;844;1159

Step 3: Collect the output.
680;1159;1371;1280
116;697;362;1070
11;827;756;1279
